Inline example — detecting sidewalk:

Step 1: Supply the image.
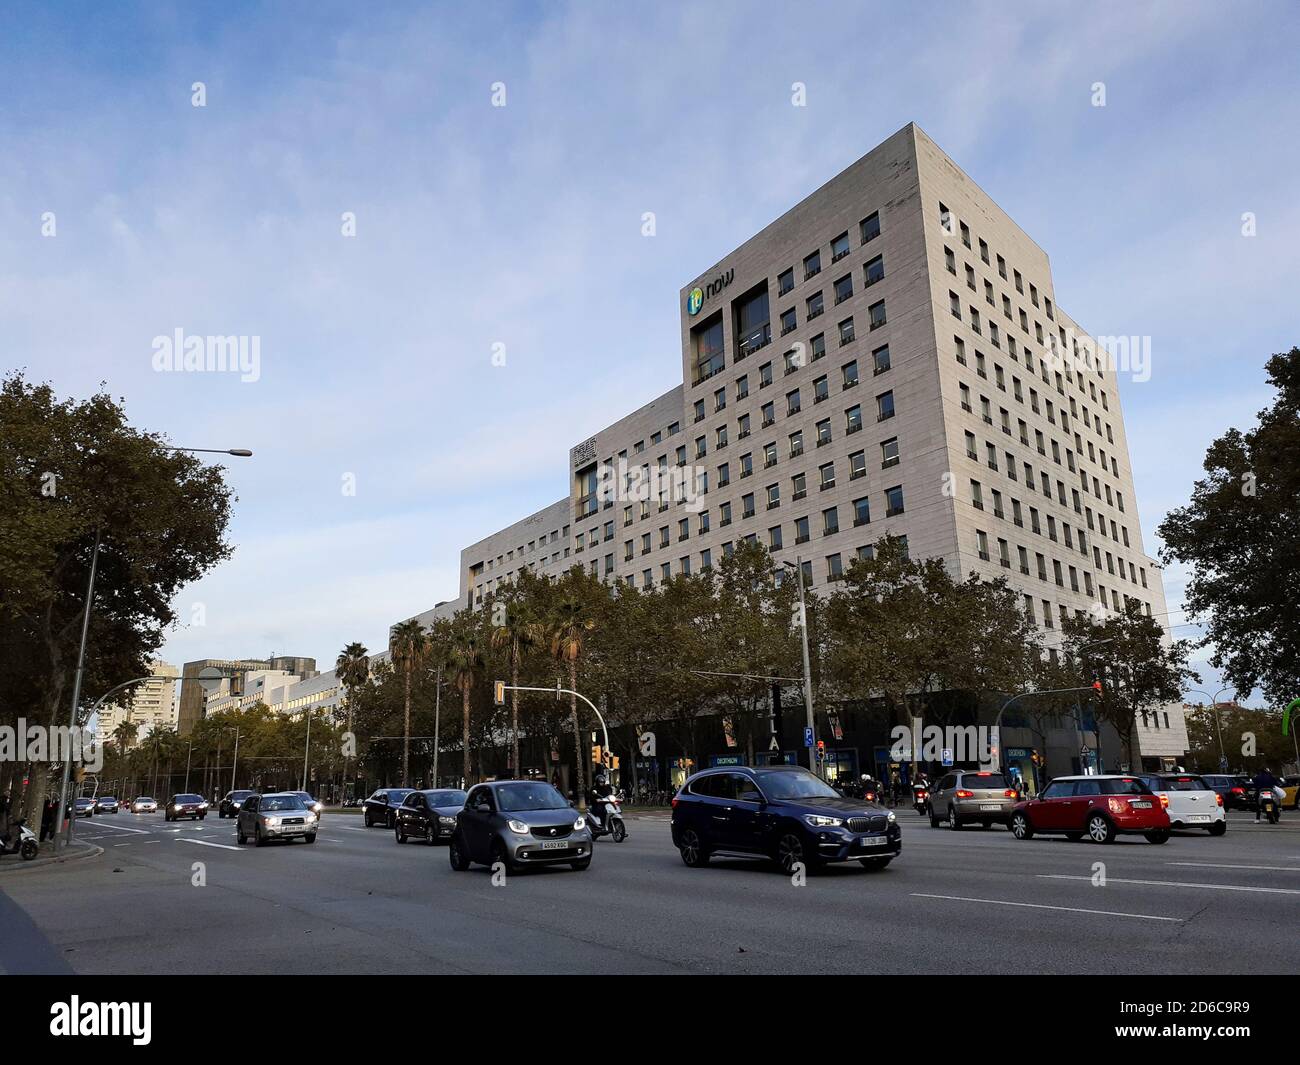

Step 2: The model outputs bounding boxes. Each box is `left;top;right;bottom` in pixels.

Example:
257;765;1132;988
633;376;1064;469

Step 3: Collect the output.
0;839;101;873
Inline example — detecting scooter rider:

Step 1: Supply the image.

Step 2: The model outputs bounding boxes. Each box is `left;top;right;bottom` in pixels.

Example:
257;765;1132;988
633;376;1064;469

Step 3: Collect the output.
587;772;615;831
1253;767;1281;822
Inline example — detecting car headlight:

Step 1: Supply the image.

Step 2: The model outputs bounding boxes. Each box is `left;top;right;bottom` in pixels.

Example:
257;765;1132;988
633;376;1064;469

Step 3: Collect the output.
173;804;182;811
887;810;896;823
803;814;844;827
265;817;281;826
305;813;317;822
507;819;530;835
199;802;209;809
573;816;586;830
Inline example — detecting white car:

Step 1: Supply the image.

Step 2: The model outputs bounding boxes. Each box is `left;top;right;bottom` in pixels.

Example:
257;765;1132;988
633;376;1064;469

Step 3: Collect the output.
1139;773;1226;835
131;797;158;814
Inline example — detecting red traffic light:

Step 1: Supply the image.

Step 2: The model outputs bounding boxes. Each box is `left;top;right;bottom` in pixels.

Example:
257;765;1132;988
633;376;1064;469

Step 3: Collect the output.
1091;679;1104;696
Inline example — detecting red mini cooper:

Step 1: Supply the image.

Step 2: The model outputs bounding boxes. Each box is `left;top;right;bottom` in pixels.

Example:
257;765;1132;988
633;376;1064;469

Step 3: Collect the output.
1009;775;1171;844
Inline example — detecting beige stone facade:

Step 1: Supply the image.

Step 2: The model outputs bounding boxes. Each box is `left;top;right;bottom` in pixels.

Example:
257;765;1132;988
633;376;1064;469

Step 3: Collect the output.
445;123;1170;660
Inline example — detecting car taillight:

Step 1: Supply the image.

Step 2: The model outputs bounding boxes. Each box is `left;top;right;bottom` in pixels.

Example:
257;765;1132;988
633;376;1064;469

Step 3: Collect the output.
955;790;974;799
1003;790;1017;798
1231;787;1245;795
1158;794;1168;808
670;797;678;810
1215;793;1223;807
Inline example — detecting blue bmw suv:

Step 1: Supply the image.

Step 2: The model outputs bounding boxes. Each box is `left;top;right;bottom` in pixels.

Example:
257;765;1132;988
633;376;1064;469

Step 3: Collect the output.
671;765;901;874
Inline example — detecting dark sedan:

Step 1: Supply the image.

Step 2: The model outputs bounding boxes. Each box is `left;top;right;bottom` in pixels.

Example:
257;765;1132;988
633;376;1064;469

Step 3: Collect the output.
219;790;256;818
362;788;414;827
449;781;592;872
394;789;468;844
165;794;209;821
671;765;901;874
73;797;95;818
1201;774;1253;811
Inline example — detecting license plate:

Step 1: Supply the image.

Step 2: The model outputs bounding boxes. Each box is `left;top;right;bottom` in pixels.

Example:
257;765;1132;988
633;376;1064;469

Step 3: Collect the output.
979;803;1001;811
538;840;568;850
859;835;888;847
1188;814;1210;823
1130;801;1152;808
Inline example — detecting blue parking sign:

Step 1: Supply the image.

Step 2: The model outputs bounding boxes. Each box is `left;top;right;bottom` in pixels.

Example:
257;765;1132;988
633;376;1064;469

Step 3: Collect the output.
941;748;954;766
803;727;814;747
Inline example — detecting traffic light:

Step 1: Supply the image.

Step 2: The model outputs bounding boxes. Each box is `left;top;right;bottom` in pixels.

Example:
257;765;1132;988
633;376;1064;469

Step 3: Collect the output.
493;680;505;705
815;739;825;761
591;744;602;765
1091;678;1104;697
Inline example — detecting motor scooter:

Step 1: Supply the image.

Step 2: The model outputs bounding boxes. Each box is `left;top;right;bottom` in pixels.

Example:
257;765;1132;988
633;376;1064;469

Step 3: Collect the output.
912;783;929;817
587;795;627;842
1257;788;1280;825
0;818;40;860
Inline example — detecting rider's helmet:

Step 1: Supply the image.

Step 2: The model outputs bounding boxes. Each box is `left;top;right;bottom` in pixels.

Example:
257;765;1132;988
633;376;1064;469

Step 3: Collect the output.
594;772;607;786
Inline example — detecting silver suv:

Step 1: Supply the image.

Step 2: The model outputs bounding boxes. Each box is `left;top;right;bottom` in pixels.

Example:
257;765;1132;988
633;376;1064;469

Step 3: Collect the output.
236;792;319;846
927;770;1016;829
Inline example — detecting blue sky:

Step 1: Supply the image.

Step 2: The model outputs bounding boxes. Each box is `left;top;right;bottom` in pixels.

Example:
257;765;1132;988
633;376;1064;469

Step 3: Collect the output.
2;1;1297;703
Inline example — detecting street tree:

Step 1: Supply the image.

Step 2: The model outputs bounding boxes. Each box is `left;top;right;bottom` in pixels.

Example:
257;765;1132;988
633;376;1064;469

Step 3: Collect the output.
1158;346;1300;706
389;619;428;786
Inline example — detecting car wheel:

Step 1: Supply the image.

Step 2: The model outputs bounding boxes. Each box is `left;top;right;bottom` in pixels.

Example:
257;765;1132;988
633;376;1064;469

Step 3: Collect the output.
363;813;372;827
1087;813;1115;844
1010;812;1033;840
1066;832;1084;841
927;804;941;828
255;825;267;847
570;857;592;871
237;827;246;845
426;825;437;844
448;834;471;871
678;828;709;868
304;833;317;844
776;832;815;875
199;813;206;820
947;807;962;830
1144;829;1170;844
1208;821;1227;837
395;825;407;844
858;857;892;870
490;838;518;874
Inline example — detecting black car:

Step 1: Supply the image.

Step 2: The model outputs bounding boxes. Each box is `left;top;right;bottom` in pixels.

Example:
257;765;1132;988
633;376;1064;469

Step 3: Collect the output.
362;788;414;827
671;765;901;874
448;781;593;873
165;794;209;821
1201;774;1253;810
394;789;468;844
219;790;256;818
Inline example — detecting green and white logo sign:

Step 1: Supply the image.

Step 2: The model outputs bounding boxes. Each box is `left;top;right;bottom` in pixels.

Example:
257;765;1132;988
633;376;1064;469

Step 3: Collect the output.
687;287;704;315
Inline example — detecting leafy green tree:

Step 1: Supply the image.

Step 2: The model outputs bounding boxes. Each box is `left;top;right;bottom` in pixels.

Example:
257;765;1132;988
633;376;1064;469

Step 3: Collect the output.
1056;603;1199;768
0;372;232;819
1159;347;1300;706
488;577;544;776
446;615;485;785
334;641;370;798
549;569;605;802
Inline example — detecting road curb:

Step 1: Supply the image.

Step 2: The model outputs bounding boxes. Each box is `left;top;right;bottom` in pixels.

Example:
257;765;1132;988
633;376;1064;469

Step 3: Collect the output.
0;842;102;873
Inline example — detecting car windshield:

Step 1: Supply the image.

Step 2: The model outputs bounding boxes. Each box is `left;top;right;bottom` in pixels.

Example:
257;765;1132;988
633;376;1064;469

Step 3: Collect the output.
963;773;1008;789
1101;778;1150;796
137;797;154;803
495;782;568;812
175;795;203;803
1157;776;1208;791
293;792;315;802
100;797;115;801
231;791;253;799
759;772;842;800
424;790;467;807
260;796;306;811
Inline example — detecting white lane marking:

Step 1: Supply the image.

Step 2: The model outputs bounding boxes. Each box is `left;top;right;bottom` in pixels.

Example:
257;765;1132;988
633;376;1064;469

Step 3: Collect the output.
146;840;161;844
911;893;1181;922
339;826;370;832
76;821;150;834
175;838;243;852
1166;862;1300;872
113;843;130;848
1037;874;1300;895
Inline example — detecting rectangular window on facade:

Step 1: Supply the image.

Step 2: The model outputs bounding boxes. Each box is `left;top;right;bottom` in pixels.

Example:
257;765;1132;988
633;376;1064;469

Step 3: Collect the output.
860;212;881;243
872;345;890;375
777;268;794;296
864;254;884;287
885;485;904;516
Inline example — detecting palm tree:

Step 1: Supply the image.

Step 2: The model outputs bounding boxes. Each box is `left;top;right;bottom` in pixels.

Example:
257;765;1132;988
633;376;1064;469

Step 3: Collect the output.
112;718;139;754
446;621;485;786
389;621;428;787
335;641;370;800
551;597;596;804
489;595;539;777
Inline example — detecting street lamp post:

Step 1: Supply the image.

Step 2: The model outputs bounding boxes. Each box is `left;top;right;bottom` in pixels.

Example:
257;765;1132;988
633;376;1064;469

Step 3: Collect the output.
1187;687;1231;769
52;446;249;852
782;557;819;777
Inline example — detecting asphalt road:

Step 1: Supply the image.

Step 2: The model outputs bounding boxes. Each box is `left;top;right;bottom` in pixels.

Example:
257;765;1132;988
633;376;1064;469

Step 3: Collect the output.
2;807;1297;974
